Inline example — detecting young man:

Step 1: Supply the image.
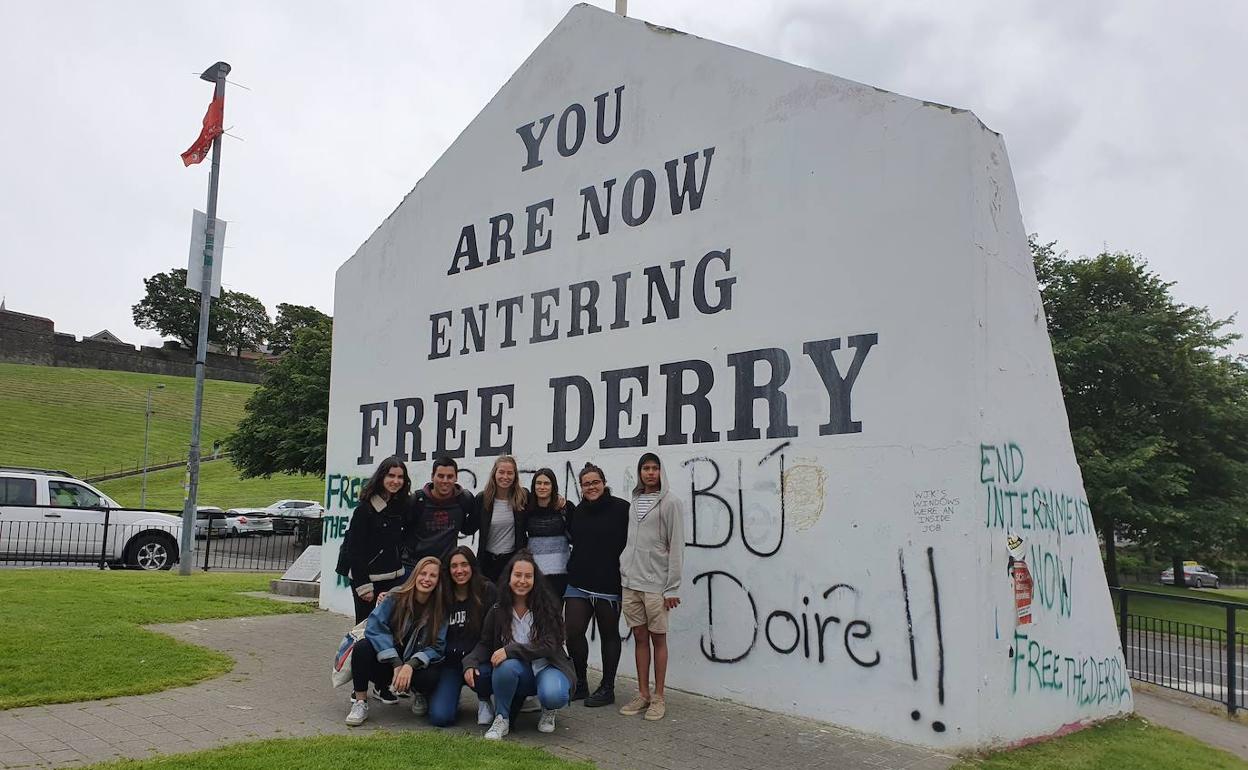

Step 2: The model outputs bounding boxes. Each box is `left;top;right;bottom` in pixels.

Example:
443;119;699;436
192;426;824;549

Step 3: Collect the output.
618;452;684;721
408;457;478;562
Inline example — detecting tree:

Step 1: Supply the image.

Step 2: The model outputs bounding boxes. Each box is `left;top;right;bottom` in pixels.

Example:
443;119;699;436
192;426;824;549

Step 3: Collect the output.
225;319;331;478
216;291;272;357
269;303;331;354
132;268;210;347
1033;237;1248;586
132;268;271;355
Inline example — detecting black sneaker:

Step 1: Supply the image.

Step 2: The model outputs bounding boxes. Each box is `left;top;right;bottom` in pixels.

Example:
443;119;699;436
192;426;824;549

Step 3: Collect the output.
571;680;589;701
584;685;615;707
372;686;399;705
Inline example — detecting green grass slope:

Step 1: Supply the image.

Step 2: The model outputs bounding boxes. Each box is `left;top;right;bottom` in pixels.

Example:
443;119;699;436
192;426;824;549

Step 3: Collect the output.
0;363;255;478
97;461;324;510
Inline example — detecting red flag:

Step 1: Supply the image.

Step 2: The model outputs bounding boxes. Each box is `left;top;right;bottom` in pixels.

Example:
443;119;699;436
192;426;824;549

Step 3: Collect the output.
180;96;225;166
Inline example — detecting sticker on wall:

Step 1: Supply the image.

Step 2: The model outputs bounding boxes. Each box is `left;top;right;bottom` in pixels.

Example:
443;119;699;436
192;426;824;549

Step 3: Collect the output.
1007;533;1033;626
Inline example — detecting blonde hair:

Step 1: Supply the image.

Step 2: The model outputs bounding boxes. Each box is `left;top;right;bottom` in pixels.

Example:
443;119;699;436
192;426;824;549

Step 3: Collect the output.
388;556;445;645
482;455;527;512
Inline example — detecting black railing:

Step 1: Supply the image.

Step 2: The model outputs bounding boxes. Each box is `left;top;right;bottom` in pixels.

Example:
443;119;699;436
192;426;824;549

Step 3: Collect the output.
1111;587;1248;713
0;503;316;573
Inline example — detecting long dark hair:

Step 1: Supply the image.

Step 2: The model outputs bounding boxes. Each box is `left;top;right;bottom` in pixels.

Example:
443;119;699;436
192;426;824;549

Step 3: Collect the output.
389;556;447;646
529;467;561;509
361;456;411;504
444;545;489;638
496;551;564;647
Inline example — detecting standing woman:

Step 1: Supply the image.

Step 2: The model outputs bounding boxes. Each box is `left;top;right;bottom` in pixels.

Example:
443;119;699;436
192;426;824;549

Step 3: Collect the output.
344;456;413;624
463;551;575;740
524;468;574;602
563;462;630;707
344;556;447;726
474;455;528;583
428;546;499;727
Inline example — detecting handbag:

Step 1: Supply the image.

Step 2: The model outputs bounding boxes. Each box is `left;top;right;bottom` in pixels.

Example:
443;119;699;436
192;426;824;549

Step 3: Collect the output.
331;619;369;688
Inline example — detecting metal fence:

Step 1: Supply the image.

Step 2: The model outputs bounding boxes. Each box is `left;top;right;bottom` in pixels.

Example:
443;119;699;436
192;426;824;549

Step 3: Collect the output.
0;503;318;573
1111;587;1247;713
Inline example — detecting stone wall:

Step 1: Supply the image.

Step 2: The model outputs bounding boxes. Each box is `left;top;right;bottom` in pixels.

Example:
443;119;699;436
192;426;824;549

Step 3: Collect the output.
0;309;262;383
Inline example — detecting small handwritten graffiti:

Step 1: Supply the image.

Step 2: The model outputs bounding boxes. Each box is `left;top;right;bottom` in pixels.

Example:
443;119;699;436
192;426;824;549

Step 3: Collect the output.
1011;630;1131;707
913;489;957;534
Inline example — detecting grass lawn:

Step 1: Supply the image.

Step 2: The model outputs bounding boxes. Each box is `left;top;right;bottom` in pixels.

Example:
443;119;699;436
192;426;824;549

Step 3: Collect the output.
0;363;255;479
0;570;312;710
1112;583;1248;636
953;716;1247;769
77;733;592;770
97;461;325;511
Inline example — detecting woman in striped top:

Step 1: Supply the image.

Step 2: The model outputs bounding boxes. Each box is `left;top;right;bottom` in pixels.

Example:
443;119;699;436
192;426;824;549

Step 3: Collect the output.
524;468;575;604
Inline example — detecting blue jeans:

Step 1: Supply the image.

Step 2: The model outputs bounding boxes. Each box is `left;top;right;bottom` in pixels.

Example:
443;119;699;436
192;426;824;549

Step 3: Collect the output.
491;658;570;720
428;656;494;727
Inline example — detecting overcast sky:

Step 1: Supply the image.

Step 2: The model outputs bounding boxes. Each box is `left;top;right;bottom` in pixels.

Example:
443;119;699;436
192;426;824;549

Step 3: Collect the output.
2;0;1244;354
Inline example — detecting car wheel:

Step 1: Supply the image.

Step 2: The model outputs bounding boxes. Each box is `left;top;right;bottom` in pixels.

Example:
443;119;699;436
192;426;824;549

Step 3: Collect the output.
231;526;239;536
1194;578;1203;588
128;533;175;571
1215;580;1221;589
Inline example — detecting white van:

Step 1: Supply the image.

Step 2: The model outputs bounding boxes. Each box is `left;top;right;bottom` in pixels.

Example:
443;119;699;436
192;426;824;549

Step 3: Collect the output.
0;467;183;570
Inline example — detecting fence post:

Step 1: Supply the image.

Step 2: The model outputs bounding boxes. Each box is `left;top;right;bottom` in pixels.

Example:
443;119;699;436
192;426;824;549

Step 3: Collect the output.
98;507;111;570
1228;605;1238;715
1118;590;1129;663
202;517;213;571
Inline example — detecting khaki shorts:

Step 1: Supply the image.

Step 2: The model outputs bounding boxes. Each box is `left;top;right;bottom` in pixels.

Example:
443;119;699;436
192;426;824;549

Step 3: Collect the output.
622;588;669;634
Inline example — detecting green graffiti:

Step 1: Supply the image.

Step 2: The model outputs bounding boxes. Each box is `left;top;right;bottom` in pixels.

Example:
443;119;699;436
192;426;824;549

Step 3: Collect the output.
1011;630;1130;708
980;443;1092;535
325;473;367;510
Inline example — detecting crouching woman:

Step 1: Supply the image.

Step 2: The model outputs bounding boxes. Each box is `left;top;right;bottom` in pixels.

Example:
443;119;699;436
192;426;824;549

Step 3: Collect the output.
463;551;575;740
345;556;447;726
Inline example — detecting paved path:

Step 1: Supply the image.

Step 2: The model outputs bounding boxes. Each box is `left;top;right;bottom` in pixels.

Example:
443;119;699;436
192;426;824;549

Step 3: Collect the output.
0;610;956;770
1134;687;1248;761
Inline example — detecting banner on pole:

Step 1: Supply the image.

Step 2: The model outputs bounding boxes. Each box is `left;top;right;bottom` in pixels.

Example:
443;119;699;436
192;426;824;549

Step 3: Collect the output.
186;209;225;297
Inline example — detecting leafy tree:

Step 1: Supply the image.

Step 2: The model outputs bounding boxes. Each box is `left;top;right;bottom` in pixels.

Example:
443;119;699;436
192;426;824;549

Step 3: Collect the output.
216;291;272;357
225;319;331;478
269;303;331;354
133;268;270;356
1034;237;1248;586
132;268;213;347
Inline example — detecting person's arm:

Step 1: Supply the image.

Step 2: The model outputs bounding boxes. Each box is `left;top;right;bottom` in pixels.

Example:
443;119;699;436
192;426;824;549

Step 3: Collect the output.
462;606;497;668
460;492;481;537
345;505;374;598
614;497;630;557
363;595;401;664
514;503;529;550
664;498;686;604
410;620;448;668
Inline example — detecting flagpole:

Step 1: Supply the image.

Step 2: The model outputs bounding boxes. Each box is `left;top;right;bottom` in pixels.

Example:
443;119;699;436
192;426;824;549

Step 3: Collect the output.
179;60;231;575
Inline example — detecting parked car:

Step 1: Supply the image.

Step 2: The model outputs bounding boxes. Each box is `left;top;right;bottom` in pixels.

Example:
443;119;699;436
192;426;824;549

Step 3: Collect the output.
0;467;181;570
225;508;273;537
1160;562;1221;589
265;499;325;538
193;506;230;538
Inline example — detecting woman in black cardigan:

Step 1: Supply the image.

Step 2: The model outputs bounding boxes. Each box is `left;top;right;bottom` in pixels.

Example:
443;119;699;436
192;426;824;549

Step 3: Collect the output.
463;551;575;740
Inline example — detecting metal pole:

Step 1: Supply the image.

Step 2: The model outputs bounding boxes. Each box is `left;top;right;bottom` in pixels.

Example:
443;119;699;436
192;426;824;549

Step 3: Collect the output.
179;61;231;576
139;384;162;508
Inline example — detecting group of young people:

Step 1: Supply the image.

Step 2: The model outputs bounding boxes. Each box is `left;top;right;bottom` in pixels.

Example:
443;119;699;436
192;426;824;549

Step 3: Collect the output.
336;452;685;740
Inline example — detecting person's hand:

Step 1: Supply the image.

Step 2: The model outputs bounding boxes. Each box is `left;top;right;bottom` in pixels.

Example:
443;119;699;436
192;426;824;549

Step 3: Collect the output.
557;495;567;508
360;588;375;603
464;668;477;688
375;591;388;603
490;647;508;667
665;595;681;610
391;663;412;693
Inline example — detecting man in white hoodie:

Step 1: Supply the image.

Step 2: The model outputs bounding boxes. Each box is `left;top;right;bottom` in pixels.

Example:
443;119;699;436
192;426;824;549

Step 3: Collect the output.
618;452;685;721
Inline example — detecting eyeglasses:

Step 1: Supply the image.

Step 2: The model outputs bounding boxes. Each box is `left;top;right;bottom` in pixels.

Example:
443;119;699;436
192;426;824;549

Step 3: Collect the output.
580;479;604;488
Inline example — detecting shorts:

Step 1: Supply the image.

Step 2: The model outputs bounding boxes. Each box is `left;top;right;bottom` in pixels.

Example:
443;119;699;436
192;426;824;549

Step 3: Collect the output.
622;588;668;634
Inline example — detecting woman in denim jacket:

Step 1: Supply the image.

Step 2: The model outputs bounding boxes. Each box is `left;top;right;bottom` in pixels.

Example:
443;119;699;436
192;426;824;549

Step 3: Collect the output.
345;555;448;726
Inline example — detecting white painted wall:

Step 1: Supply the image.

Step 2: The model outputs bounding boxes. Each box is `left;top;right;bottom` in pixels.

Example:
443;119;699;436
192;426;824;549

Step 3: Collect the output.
322;5;1129;750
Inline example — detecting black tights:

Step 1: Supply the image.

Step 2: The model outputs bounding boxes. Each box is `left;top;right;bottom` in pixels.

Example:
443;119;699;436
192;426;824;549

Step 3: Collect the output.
564;596;621;689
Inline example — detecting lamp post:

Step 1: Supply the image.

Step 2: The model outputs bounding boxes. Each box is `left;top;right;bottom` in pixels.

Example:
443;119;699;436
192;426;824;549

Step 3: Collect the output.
140;383;165;509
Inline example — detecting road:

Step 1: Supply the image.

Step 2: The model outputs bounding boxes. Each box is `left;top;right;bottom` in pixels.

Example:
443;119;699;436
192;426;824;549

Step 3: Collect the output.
1123;625;1247;704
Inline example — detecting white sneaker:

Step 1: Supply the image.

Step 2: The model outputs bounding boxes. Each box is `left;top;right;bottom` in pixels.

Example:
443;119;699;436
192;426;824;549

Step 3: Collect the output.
477;699;495;726
537;709;557;733
521;695;540;713
484;714;509;740
345;699;369;726
409;691;428;716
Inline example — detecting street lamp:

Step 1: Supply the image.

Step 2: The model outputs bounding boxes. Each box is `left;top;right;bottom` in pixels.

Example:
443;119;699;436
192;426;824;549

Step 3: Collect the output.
140;383;165;509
